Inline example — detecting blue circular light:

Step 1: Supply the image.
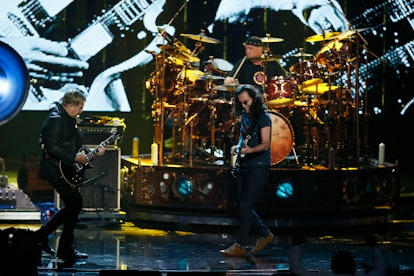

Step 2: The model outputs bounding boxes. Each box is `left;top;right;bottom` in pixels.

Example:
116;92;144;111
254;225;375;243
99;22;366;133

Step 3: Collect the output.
0;41;30;126
173;176;193;200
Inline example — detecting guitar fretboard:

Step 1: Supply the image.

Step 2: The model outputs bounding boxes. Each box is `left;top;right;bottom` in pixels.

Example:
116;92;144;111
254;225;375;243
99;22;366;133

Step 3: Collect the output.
340;0;414;96
69;0;160;61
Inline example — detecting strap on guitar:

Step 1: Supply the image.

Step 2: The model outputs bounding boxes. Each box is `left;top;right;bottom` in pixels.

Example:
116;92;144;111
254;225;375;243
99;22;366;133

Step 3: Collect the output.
240;116;259;145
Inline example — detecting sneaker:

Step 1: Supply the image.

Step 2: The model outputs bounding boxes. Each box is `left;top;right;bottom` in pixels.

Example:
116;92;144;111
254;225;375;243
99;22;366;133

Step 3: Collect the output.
57;248;88;261
42;243;56;256
220;243;247;257
251;232;274;255
73;249;88;259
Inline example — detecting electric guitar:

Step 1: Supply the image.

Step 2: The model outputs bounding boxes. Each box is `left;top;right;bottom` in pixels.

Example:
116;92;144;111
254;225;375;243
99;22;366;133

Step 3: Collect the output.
230;135;251;178
59;130;119;187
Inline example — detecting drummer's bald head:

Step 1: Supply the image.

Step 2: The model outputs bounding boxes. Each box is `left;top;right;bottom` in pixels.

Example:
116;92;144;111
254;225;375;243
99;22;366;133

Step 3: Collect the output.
243;36;263;47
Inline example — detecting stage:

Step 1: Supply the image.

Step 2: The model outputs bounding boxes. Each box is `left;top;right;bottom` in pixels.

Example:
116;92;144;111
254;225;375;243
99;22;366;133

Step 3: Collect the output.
120;154;399;231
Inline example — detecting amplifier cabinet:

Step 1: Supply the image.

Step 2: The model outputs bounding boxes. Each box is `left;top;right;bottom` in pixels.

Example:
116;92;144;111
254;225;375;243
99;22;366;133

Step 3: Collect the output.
80;147;121;211
78;125;123;147
55;148;121;211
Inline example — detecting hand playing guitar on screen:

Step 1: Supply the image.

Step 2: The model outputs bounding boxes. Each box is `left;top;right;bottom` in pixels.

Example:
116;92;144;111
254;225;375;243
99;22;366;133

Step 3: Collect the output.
0;0;170;111
209;0;348;34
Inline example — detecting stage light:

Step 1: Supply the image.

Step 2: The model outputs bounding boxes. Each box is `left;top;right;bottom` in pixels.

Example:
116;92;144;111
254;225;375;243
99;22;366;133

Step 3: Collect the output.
201;182;214;195
172;176;193;200
275;179;294;198
0;41;30;126
159;181;167;193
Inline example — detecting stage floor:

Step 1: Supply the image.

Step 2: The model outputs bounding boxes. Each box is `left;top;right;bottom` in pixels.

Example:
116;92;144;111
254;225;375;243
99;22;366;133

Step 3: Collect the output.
0;156;413;275
1;219;414;275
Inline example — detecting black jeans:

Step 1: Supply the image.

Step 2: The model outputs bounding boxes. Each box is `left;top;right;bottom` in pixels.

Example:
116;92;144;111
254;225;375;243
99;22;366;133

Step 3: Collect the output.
234;166;270;246
43;177;83;256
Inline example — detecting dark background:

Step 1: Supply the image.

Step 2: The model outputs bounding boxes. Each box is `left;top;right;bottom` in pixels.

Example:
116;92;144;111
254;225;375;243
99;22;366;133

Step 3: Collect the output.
0;0;413;190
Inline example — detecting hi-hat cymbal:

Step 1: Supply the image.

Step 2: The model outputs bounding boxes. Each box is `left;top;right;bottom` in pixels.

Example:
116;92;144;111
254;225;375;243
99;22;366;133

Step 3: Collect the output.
288;52;313;57
261;37;284;43
248;55;282;62
198;74;226;81
305;32;340;43
213;84;239;92
180;33;221;44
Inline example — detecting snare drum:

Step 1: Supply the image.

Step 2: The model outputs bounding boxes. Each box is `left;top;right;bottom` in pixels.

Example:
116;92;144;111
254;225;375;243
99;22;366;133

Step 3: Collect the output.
266;76;296;108
269;111;294;165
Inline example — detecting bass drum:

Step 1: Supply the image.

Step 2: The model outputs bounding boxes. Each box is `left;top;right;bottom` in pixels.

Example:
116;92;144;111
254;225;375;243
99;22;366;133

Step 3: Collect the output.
269;111;294;165
0;41;30;126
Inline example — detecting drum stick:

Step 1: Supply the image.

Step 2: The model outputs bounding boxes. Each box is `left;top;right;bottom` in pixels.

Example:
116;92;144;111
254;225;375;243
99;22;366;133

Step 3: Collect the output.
232;56;247;79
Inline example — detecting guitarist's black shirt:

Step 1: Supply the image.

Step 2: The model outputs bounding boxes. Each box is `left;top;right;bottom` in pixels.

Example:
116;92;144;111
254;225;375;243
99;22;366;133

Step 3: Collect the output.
238;111;271;167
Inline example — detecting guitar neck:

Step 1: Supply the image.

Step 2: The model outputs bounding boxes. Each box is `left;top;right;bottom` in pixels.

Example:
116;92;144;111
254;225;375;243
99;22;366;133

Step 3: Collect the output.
69;0;160;61
85;133;118;161
19;0;73;31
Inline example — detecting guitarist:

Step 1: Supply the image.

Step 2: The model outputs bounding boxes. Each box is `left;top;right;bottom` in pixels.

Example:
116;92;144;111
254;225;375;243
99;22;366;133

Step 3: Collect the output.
35;89;105;264
220;84;274;257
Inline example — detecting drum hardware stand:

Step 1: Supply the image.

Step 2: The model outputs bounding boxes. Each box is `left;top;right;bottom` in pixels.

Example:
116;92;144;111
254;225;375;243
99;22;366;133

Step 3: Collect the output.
152;52;168;166
151;0;189;165
205;101;217;164
302;102;322;165
185;113;198;167
291;142;300;166
177;58;198;163
361;43;371;164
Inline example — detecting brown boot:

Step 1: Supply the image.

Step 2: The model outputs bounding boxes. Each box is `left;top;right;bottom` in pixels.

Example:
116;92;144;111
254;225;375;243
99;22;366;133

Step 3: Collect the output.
251;232;274;255
220;243;247;257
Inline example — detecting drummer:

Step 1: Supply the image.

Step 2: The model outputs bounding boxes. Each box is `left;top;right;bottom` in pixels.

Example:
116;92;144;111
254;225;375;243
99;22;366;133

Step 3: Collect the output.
223;35;286;92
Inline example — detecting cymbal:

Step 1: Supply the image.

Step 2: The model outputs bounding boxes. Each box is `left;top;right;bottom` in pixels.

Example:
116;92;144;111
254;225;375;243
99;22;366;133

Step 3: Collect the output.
180;33;221;44
294;100;309;107
301;78;323;87
188;97;208;103
213;84;239;92
288;52;313;57
261;37;284;43
180;69;204;83
198;74;226;80
248;55;282;62
300;83;338;94
266;98;295;108
158;43;200;63
333;28;371;40
305;32;340;43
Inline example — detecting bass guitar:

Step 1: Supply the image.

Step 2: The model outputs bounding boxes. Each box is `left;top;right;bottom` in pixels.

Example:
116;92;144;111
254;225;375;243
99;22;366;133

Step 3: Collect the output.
230;135;251;178
59;130;119;187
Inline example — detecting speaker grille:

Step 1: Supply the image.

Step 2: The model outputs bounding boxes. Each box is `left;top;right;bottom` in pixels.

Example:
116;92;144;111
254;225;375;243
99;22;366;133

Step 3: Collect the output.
80;148;121;210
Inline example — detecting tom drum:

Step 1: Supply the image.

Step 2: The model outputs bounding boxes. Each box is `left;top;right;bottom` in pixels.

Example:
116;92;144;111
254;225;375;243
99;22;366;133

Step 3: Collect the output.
266;76;296;108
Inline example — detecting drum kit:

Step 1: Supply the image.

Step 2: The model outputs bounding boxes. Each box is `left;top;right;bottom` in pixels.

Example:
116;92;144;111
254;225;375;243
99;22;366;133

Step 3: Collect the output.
147;28;364;166
265;30;364;166
147;29;236;164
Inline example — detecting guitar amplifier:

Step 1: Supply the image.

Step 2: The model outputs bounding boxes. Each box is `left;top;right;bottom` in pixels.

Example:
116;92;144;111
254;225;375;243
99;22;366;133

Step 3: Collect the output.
55;147;121;211
78;125;124;147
